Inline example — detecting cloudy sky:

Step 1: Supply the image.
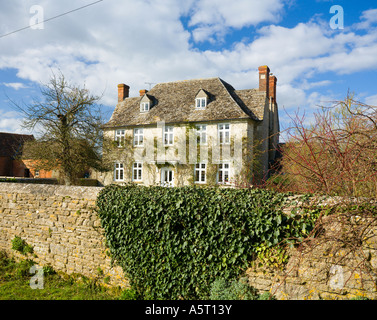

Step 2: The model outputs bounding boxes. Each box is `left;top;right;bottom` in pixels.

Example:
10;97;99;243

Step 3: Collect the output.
1;0;377;139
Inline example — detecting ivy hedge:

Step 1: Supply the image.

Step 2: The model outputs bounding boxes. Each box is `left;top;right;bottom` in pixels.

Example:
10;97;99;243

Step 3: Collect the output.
96;184;319;299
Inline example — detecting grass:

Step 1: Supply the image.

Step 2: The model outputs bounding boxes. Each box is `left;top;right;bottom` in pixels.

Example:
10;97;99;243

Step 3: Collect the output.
0;251;136;300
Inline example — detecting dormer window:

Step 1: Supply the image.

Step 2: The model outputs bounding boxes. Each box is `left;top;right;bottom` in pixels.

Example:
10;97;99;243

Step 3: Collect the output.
195;97;207;109
195;89;208;109
140;93;152;113
140;102;150;112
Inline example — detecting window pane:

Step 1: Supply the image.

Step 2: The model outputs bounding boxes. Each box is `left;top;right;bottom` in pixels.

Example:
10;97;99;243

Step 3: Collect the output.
202;132;207;144
225;132;230;143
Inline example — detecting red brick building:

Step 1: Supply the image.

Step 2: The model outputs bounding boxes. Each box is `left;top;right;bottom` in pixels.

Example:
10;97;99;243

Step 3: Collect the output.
0;132;53;178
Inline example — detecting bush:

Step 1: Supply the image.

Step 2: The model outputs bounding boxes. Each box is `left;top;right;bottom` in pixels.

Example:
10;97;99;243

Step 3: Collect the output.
11;236;33;255
209;277;258;300
96;184;319;299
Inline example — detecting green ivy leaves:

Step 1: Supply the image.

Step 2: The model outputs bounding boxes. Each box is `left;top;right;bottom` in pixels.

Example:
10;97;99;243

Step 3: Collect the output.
96;184;318;299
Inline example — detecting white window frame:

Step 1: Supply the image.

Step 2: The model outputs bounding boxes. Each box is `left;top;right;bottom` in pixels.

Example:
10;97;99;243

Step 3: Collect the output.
114;162;124;181
163;126;174;146
115;129;125;147
132;162;143;182
218;123;230;145
133;128;144;147
217;162;230;185
194;163;206;184
195;97;207;109
196;124;207;145
140;102;150;112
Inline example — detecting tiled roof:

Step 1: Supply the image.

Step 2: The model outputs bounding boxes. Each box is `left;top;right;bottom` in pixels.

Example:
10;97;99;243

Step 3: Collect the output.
104;77;267;128
0;132;34;158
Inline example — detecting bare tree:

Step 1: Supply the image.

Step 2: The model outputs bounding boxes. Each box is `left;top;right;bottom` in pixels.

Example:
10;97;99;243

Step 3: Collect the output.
269;93;377;198
11;72;106;185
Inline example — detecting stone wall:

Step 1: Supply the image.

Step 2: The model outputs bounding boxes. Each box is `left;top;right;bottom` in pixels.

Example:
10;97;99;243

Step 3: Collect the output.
247;214;377;300
2;182;377;299
0;182;127;288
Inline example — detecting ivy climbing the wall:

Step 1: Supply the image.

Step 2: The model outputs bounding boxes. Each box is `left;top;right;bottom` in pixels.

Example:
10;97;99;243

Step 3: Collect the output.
96;184;320;299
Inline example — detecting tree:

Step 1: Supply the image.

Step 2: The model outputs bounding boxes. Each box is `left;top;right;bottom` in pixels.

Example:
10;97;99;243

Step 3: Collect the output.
269;93;377;197
12;72;106;185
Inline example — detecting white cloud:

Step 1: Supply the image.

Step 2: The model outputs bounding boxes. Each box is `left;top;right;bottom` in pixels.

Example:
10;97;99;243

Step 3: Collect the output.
354;9;377;30
365;94;377;106
0;109;25;133
1;82;27;90
0;0;377;131
188;0;284;30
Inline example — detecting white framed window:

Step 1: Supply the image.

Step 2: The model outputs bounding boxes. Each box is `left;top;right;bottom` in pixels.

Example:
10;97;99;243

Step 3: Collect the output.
140;102;150;112
134;128;144;147
163;126;174;146
132;162;143;182
218;162;230;184
195;97;207;109
114;163;124;181
218;123;230;144
195;163;206;183
115;129;125;147
196;124;207;145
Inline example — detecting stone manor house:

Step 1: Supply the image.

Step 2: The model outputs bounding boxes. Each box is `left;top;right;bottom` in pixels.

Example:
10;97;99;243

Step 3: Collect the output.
99;65;279;187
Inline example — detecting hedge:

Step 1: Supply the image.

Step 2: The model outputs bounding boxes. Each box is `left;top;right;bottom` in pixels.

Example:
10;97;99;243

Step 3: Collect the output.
96;184;318;299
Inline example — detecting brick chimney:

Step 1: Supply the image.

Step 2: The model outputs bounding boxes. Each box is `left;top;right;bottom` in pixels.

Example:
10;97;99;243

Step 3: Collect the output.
269;74;277;102
258;65;270;98
118;84;130;102
139;89;148;97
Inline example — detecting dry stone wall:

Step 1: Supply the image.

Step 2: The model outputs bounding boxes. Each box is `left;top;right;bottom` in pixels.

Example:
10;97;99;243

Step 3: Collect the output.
0;183;127;288
2;182;377;299
247;214;377;300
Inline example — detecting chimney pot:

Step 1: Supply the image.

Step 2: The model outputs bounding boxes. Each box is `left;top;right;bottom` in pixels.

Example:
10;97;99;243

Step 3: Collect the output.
118;83;130;102
139;89;148;96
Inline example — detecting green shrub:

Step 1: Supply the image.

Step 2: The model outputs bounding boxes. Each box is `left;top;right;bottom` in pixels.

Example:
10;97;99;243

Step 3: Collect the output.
11;236;33;255
96;184;319;300
209;277;258;300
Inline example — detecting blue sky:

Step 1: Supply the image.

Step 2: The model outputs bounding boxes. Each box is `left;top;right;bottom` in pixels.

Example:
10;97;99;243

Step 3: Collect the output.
1;0;377;140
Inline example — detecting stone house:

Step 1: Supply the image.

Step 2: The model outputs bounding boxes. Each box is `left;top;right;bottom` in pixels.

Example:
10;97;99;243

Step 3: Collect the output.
100;65;279;187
